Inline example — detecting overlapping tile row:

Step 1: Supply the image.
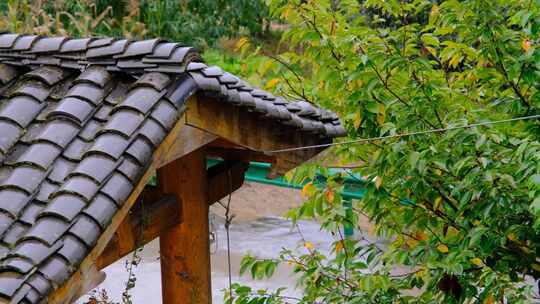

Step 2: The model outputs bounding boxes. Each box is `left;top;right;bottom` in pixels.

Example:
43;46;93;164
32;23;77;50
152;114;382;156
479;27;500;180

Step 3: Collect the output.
0;33;345;138
185;62;345;137
0;65;196;302
0;33;345;303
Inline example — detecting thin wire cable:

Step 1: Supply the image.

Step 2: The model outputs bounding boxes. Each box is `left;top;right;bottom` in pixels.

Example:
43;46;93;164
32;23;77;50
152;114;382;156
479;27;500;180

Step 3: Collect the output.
224;170;233;295
264;114;540;154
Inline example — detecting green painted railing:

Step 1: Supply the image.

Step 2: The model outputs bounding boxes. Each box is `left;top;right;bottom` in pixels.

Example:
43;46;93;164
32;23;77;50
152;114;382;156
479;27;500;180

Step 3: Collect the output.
207;159;366;236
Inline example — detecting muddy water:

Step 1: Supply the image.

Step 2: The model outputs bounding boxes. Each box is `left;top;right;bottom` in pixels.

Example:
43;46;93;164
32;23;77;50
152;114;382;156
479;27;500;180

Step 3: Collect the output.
78;216;336;303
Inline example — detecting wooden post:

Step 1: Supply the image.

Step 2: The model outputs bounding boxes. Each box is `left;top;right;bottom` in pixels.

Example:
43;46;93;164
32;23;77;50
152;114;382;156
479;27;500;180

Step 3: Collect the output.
157;148;211;304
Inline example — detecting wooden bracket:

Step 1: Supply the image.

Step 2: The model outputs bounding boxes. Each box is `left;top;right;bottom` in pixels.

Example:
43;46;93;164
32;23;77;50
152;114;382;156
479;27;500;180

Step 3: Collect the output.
207;160;249;205
96;191;181;270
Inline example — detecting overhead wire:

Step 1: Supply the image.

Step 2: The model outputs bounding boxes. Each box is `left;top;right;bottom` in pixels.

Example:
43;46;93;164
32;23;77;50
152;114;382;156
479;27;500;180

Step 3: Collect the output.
263;114;540;154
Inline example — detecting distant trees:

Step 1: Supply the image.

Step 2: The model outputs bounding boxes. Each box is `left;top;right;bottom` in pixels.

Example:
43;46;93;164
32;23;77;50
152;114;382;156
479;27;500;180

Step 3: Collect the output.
0;0;271;47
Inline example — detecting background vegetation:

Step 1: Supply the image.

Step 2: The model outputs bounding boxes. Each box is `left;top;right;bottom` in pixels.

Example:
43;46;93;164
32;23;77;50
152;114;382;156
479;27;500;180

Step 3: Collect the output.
3;0;540;303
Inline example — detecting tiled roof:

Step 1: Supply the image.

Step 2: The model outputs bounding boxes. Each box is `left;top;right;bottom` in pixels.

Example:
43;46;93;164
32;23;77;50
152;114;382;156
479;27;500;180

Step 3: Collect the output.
0;33;345;303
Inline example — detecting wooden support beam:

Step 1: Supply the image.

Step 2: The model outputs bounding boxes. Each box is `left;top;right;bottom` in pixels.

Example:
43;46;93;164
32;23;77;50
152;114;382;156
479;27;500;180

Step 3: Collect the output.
157;124;217;168
158;148;211;304
96;193;181;270
49;118;187;304
207;160;248;205
185;95;327;176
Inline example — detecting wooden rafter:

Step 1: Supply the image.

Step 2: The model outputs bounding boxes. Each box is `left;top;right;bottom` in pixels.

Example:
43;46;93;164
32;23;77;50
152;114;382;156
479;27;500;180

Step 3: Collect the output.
185;95;328;177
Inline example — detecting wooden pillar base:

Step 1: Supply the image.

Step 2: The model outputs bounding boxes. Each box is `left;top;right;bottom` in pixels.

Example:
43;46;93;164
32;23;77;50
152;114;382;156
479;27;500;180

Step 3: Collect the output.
158;148;211;304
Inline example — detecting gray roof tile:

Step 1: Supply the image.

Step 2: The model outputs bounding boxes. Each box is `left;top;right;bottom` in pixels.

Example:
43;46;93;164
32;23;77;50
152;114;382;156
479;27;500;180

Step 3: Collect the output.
3;222;29;246
78;119;101;141
15;142;62;170
55;176;99;202
23;217;69;246
56;235;86;266
0;188;31;217
24;66;68;86
18;203;44;226
0;213;14;236
1;257;34;274
48;96;95;124
71;154;118;183
10;81;49;102
138;118;166;147
0;34;21;49
12;35;39;51
102;110;145;138
83;194;117;229
0;272;24;297
59;38;93;53
47;157;76;184
115;86;164;114
68;215;101;248
0;120;22;153
27;273;52;296
0;96;45;128
33;119;79;148
27;37;67;54
39;256;70;286
87;133;130;160
86;39;129;58
11;240;60;265
63;138;91;161
150;100;178;130
146;42;180;58
65;83;106;106
73;66;111;88
40;194;86;222
0;32;344;304
135;72;171;91
125;137;153;165
0;166;45;194
100;172;132;206
117;157;143;183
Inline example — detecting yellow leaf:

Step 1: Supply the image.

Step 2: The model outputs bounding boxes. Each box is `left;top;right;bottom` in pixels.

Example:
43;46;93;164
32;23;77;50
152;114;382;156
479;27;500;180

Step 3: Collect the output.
522;39;532;52
425;46;437;57
532;263;540;272
448;54;462;68
235;37;249;52
447;226;459;237
471;258;483;266
335;241;344;253
507;233;517;242
434;197;443;211
483;294;495;304
325;188;335;203
406;238;418;248
304;241;314;250
437;244;449;253
434;169;442;176
416;231;428;241
375;176;382;189
376;114;385;125
265;78;280;90
302;182;314;197
353;112;362;129
378;103;385;115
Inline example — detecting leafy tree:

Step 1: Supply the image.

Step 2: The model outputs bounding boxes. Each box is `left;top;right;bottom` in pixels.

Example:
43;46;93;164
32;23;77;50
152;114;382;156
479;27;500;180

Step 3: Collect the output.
228;0;540;303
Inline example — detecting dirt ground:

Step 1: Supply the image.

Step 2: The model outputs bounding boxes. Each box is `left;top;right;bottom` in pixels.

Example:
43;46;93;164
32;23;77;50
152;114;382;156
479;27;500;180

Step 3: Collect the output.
80;182;376;304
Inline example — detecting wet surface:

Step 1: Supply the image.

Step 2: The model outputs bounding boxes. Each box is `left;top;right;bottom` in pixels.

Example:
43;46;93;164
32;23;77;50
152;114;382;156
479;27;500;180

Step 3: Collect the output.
79;216;336;303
